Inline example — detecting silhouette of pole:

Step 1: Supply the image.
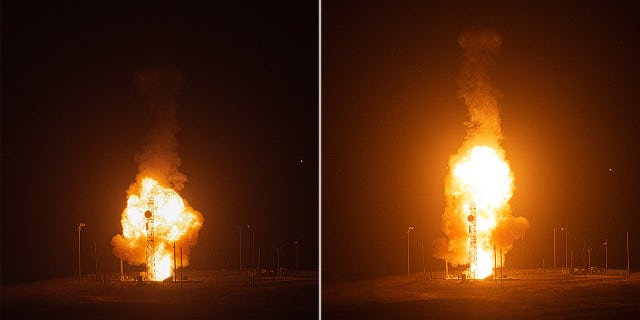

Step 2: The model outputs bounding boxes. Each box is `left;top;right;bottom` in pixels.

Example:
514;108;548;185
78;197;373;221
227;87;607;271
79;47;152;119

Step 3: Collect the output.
553;228;556;275
407;226;414;284
94;242;98;281
604;238;608;276
627;231;630;279
77;223;85;284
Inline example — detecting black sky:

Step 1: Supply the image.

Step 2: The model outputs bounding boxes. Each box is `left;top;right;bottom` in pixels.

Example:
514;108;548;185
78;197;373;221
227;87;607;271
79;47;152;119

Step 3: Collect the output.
323;1;640;282
2;2;318;284
4;0;640;287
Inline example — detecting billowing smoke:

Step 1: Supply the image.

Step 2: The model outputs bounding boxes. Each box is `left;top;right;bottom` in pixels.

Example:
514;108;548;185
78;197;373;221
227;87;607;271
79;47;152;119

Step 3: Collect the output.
132;65;187;191
433;29;529;269
111;65;203;271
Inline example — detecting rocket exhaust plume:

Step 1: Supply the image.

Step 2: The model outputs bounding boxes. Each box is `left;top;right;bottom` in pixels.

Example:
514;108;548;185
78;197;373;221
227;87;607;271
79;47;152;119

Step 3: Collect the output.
111;65;204;281
433;29;529;279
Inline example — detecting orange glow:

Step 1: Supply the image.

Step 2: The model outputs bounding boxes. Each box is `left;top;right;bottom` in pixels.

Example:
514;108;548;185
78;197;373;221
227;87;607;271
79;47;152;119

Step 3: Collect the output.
114;177;203;281
449;145;513;278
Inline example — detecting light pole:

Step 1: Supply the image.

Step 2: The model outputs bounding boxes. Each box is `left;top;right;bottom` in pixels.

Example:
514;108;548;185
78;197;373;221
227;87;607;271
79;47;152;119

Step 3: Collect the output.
603;238;608;275
251;226;255;286
77;223;86;284
553;227;556;275
407;226;414;284
561;226;567;276
587;247;592;278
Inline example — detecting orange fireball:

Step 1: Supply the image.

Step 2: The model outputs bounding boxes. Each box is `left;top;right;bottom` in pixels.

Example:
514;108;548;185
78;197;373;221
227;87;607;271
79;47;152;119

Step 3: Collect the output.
112;177;204;281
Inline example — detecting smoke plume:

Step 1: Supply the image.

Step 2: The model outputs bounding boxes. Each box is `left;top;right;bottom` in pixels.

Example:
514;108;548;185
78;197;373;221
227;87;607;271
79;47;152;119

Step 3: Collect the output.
433;29;529;268
132;65;187;191
111;65;202;268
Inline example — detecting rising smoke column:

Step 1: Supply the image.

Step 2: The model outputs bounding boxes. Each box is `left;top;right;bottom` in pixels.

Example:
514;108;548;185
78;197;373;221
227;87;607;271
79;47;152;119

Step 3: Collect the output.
433;29;529;271
111;65;203;273
132;65;187;191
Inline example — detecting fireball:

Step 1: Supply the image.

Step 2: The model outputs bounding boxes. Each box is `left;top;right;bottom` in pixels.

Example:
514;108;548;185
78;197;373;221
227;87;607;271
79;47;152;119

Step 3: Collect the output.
112;177;203;280
450;145;513;278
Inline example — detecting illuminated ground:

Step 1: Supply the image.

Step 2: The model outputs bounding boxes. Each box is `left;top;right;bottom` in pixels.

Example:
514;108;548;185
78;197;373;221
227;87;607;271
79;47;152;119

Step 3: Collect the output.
323;270;640;319
2;269;318;320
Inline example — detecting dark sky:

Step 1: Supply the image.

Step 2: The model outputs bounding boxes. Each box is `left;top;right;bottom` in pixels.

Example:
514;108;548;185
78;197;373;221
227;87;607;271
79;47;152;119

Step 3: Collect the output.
2;2;318;284
323;1;640;282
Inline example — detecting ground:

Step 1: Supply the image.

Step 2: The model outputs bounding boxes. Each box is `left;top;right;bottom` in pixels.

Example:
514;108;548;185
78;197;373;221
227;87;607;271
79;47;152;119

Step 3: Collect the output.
1;269;318;320
323;270;640;319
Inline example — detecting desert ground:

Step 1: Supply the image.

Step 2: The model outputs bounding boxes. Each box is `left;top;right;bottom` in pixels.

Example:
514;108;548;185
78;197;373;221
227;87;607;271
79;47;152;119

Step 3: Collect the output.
323;269;640;319
2;269;318;320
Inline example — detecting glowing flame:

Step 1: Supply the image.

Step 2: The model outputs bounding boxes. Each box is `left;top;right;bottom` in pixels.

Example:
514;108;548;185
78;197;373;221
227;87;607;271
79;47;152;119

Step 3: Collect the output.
433;29;528;279
113;177;203;281
450;145;513;278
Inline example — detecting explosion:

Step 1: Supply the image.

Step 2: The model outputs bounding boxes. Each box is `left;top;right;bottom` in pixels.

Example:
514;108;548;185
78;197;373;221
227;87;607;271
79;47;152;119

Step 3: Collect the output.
112;65;204;281
433;29;529;279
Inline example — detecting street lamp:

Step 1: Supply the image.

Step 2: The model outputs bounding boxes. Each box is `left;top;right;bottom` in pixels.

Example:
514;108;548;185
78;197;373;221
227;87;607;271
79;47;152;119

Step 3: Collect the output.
239;225;250;273
560;226;568;275
603;238;608;275
251;226;255;287
553;227;556;274
407;226;414;284
77;223;86;284
587;247;592;278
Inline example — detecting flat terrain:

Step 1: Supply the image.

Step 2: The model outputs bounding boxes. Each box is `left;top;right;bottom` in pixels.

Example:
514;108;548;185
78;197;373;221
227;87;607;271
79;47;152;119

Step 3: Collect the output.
323;270;640;319
2;270;318;320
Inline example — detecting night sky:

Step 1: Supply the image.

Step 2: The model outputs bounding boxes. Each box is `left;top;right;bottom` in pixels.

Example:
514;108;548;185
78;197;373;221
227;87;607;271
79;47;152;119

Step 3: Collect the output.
3;1;640;287
323;1;640;282
2;2;318;284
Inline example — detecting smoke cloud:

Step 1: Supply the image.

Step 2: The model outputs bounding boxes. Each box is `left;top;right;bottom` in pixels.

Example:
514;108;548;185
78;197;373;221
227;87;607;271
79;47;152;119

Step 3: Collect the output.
132;65;187;191
433;29;529;268
111;65;202;268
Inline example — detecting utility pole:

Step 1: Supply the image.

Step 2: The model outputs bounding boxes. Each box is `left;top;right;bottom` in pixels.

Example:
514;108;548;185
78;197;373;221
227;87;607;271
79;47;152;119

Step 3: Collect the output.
603;238;608;276
407;226;414;284
493;242;498;280
239;225;250;273
251;227;255;287
94;242;98;281
77;223;86;284
553;227;556;275
627;231;630;279
561;226;568;277
500;248;503;288
587;247;592;279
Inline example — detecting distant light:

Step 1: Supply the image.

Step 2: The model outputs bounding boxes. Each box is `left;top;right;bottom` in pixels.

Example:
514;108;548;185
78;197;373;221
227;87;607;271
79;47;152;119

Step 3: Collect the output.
299;159;304;164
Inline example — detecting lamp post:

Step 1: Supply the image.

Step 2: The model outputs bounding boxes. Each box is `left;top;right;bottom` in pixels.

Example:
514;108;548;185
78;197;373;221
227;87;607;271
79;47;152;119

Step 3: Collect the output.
77;223;86;284
553;227;556;275
407;226;414;284
239;225;250;273
603;238;608;276
251;226;255;287
587;247;592;278
560;226;567;276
